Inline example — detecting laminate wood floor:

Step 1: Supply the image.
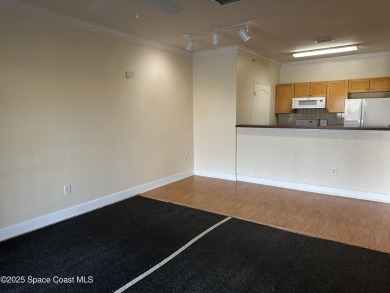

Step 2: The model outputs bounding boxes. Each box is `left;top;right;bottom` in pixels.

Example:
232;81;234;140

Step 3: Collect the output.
142;176;390;253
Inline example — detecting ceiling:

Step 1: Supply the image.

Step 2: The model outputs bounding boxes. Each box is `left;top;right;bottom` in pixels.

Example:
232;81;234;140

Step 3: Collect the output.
11;0;390;62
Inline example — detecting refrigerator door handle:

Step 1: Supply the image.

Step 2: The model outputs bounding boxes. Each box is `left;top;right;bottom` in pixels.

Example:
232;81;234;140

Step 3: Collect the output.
360;99;365;127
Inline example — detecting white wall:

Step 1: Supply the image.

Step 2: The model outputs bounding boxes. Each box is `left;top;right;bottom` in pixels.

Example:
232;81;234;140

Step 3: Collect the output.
280;53;390;83
236;49;280;125
193;49;238;179
193;47;282;180
0;9;193;229
237;128;390;203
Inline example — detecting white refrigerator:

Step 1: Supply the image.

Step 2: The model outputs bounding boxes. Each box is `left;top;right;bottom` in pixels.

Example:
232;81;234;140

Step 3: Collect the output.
344;98;390;127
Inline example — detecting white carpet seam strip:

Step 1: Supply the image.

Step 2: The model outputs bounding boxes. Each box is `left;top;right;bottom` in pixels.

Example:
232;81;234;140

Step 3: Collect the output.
114;216;232;292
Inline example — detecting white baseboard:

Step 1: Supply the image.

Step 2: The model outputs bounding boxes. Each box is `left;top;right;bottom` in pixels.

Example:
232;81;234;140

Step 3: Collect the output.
237;175;390;204
4;169;387;242
194;170;237;181
0;170;194;242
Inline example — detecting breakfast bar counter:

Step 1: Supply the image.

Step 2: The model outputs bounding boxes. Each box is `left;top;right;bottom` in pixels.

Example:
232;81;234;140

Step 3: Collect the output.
235;125;390;203
236;124;390;131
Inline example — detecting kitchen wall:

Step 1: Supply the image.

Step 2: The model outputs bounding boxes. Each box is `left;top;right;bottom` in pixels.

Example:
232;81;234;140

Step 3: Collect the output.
277;109;344;126
0;9;193;230
236;49;280;125
278;53;390;126
193;48;237;180
280;53;390;83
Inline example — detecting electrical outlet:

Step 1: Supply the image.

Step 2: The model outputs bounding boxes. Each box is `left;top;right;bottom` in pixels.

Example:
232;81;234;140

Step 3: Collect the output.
332;168;338;176
184;156;187;163
64;184;71;195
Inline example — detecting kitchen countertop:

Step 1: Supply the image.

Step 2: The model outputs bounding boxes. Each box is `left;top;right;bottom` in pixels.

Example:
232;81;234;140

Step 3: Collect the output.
236;124;390;131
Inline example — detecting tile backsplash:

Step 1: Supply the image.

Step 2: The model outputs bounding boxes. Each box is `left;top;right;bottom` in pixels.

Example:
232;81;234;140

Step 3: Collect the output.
277;109;344;126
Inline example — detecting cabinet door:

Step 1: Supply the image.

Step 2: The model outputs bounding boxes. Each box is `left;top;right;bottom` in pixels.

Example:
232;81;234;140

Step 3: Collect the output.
348;79;370;93
310;82;327;96
276;84;294;113
326;80;348;113
370;77;390;92
294;83;310;97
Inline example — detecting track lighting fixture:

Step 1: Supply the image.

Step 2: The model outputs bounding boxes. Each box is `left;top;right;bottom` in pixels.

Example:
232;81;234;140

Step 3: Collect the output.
239;25;251;42
212;31;220;45
293;45;358;58
185;21;252;52
185;39;195;52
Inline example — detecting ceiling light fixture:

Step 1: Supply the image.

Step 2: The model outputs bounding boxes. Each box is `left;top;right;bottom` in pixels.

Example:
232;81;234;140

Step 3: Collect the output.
239;25;251;42
185;39;195;52
293;45;358;58
213;31;220;45
185;21;253;52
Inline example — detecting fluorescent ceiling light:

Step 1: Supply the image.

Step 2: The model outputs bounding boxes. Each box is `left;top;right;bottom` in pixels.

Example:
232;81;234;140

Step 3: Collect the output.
293;45;358;58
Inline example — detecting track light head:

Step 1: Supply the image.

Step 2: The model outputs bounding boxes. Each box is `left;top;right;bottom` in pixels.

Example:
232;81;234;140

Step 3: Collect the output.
212;31;219;45
239;27;251;42
186;39;195;52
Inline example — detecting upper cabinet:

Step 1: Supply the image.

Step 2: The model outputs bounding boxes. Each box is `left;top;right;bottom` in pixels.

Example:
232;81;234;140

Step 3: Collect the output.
294;83;310;97
348;79;370;93
276;84;294;114
294;82;327;97
348;77;390;93
276;76;390;114
327;80;348;113
310;82;328;97
370;77;390;92
294;81;326;98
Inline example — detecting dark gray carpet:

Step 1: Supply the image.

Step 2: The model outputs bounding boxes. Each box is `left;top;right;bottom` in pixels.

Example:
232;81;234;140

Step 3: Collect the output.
1;196;389;292
0;196;225;292
131;218;390;293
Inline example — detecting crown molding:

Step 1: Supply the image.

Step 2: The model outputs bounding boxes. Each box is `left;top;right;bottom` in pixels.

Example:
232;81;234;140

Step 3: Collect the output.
193;45;241;58
0;0;190;57
237;46;281;65
281;51;390;66
193;45;281;66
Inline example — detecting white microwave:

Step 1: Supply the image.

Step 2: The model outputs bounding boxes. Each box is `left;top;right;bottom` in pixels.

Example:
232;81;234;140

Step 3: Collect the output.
292;97;326;109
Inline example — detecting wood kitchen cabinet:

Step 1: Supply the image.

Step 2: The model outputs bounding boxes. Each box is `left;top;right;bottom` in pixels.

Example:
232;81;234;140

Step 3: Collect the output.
294;82;327;97
275;76;390;114
348;77;390;92
294;83;310;97
348;79;370;93
326;80;348;112
310;82;327;96
370;77;390;92
276;83;294;113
